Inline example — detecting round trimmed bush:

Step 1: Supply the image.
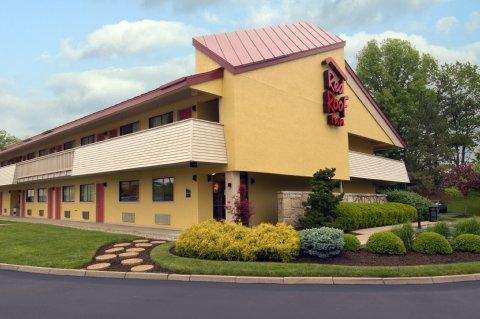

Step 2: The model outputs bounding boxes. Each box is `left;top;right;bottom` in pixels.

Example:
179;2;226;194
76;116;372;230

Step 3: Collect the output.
343;234;361;252
299;227;344;258
412;232;452;255
452;234;480;253
366;231;406;255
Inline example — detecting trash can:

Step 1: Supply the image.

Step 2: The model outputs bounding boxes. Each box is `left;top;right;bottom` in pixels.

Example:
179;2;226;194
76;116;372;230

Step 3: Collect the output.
428;206;439;222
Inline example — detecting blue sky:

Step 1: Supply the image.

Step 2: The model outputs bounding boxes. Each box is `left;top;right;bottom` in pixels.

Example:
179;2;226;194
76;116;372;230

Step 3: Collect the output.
0;0;478;137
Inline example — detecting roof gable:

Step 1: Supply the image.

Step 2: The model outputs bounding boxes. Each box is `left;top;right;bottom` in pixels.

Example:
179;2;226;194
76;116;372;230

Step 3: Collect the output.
193;22;345;74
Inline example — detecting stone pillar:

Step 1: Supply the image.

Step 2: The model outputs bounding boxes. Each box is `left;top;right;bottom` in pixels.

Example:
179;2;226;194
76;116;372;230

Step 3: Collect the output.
224;171;240;222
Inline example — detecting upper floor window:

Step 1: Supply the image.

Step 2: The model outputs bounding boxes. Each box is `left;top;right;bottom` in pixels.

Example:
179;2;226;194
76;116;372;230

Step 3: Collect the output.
80;184;95;202
0;161;8;167
38;149;49;157
119;180;139;202
149;112;173;128
64;140;76;150
120;122;140;136
26;152;35;160
38;188;47;203
153;177;174;202
62;186;75;202
26;189;35;202
81;135;95;146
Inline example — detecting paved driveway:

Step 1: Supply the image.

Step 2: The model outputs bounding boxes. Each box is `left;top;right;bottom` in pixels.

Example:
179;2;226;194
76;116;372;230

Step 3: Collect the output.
1;270;479;319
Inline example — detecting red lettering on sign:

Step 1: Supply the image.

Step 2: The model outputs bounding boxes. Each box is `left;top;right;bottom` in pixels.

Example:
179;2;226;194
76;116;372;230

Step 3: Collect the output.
322;57;348;127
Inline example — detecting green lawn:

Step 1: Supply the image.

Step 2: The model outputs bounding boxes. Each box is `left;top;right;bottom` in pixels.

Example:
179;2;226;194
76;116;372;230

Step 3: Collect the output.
152;243;480;278
0;222;137;268
444;192;480;216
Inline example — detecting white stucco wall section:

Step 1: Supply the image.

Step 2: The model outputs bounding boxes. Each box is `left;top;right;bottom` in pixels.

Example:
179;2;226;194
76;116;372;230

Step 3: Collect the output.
349;151;410;183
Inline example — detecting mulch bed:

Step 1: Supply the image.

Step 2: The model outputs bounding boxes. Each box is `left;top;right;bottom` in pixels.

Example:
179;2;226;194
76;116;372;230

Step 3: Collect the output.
296;251;480;266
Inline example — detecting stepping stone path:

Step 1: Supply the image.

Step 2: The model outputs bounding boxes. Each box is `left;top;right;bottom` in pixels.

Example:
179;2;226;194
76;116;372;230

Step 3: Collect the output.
88;238;167;272
121;258;143;266
131;264;154;272
87;263;111;270
95;254;117;262
118;252;139;259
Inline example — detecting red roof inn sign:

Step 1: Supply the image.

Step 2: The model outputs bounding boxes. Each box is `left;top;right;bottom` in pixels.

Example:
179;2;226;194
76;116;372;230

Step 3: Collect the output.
322;57;348;127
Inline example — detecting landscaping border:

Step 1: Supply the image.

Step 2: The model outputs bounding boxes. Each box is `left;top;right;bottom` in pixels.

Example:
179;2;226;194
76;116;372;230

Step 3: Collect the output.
1;262;480;285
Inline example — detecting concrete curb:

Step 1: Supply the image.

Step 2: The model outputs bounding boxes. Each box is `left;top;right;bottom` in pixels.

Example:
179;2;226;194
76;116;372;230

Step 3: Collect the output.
1;262;480;285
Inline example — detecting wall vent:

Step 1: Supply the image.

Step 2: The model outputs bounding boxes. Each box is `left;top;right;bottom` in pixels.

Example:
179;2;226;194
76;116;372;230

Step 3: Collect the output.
39;210;44;217
122;212;135;223
155;214;171;225
82;211;89;220
64;211;70;219
27;209;32;216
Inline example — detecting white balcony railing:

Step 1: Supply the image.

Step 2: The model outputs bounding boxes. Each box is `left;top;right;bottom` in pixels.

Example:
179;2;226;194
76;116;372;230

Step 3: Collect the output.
0;165;16;186
14;150;74;183
349;151;410;183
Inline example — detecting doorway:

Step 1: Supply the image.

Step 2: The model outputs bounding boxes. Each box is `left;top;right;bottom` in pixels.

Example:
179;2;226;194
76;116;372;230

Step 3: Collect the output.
10;190;20;217
96;183;105;223
212;174;225;221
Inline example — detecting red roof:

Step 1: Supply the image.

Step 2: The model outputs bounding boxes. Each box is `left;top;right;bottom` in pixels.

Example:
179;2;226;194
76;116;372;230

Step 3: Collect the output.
193;22;345;74
0;68;224;157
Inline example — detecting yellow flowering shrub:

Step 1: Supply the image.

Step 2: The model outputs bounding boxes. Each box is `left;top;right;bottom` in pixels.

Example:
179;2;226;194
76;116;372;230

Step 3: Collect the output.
175;220;300;262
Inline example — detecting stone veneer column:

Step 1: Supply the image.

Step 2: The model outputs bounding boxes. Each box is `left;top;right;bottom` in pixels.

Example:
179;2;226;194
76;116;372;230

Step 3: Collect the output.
224;171;240;222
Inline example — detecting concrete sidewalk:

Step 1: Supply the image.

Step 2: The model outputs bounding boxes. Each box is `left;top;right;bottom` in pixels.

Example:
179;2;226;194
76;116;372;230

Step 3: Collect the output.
0;216;180;241
353;221;437;244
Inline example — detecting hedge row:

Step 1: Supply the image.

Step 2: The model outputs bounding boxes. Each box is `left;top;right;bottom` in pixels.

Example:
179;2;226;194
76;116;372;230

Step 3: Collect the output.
333;202;417;231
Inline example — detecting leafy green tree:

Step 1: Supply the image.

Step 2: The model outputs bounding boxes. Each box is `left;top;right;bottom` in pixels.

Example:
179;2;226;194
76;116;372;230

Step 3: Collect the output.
436;62;480;165
300;168;344;229
0;130;19;148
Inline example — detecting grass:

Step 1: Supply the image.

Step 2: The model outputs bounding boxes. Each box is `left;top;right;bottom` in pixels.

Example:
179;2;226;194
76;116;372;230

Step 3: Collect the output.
444;192;480;216
0;222;137;268
151;243;480;278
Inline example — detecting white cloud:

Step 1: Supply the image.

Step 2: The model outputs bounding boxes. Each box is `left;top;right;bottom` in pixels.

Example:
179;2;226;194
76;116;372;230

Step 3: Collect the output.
36;52;51;62
61;20;205;60
435;16;458;33
465;11;480;32
341;31;480;66
0;56;194;137
202;11;221;24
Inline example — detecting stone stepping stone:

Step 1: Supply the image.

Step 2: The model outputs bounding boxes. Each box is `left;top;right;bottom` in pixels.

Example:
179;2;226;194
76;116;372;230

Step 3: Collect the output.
95;254;117;262
87;262;110;270
126;247;145;253
133;239;149;243
121;258;143;266
105;247;125;253
135;243;153;248
130;264;154;272
118;252;139;259
114;243;131;248
151;240;166;245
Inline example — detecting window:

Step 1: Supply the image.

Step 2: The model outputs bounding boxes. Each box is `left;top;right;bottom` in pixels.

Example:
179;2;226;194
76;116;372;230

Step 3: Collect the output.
26;189;35;202
80;184;95;202
153;177;174;202
149;112;173;128
26;152;35;160
119;180;139;202
120;122;139;136
80;135;95;146
38;188;47;203
62;186;75;202
38;149;49;157
63;140;75;150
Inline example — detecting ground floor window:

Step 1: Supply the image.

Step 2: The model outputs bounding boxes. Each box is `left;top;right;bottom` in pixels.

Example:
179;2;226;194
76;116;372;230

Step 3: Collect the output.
153;177;174;201
62;186;75;202
26;189;35;202
80;184;95;202
119;180;139;202
38;188;47;202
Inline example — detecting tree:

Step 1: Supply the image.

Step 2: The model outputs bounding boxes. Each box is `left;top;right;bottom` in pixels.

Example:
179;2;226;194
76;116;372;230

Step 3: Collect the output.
0;129;19;148
442;164;480;216
226;184;253;226
356;39;449;193
300;168;344;229
436;62;480;165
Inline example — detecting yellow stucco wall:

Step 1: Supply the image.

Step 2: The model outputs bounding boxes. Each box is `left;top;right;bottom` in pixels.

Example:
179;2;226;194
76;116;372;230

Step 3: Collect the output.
342;178;376;194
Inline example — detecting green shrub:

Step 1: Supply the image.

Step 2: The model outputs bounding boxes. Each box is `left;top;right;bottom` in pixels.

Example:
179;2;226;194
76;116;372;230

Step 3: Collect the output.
343;234;361;252
453;218;480;237
175;220;300;262
299;227;344;258
384;190;432;218
366;231;406;255
334;202;417;231
391;222;414;250
412;232;452;255
452;234;480;253
426;222;451;239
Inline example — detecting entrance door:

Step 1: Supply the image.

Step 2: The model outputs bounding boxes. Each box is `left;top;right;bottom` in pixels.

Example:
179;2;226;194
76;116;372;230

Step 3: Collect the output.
20;190;26;217
178;107;192;121
10;191;20;216
96;183;105;223
54;187;61;220
47;188;54;219
212;174;226;221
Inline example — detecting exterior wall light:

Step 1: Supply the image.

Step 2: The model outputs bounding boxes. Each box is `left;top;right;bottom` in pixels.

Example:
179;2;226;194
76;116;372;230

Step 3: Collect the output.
192;175;197;182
